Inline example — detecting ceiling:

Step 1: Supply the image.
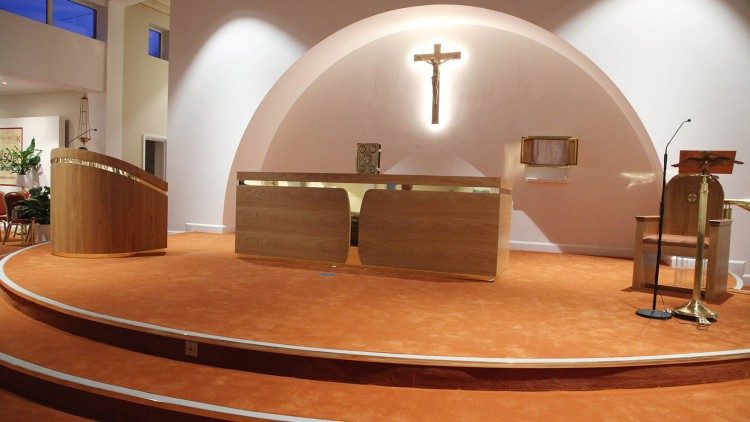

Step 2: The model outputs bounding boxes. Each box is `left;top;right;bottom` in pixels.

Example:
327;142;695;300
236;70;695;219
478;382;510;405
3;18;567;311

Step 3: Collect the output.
1;1;169;96
0;74;75;96
140;0;170;16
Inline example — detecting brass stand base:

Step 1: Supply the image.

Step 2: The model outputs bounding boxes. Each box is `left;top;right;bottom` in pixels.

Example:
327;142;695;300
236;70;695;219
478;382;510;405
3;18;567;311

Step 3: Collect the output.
672;299;718;325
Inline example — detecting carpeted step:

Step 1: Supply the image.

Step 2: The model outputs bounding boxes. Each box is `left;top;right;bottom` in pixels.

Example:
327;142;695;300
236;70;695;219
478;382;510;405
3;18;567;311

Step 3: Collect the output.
1;292;750;421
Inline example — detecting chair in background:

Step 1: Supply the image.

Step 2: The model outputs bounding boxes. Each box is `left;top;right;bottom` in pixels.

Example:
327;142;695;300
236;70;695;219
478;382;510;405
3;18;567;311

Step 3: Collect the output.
632;174;732;300
0;191;6;234
3;191;33;245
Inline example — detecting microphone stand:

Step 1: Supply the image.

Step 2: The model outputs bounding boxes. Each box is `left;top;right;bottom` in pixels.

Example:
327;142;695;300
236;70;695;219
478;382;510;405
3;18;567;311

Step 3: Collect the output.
636;119;691;320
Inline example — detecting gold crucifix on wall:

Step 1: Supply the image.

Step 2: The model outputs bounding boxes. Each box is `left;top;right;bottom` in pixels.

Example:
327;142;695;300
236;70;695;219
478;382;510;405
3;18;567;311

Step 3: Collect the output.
414;43;461;124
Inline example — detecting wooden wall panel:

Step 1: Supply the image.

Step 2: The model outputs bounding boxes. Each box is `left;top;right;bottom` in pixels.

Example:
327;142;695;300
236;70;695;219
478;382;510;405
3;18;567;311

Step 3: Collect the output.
358;190;501;277
51;148;167;256
236;186;351;263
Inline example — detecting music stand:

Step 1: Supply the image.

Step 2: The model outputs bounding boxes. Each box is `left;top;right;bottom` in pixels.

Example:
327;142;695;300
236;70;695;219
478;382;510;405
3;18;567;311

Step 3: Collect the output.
671;150;742;325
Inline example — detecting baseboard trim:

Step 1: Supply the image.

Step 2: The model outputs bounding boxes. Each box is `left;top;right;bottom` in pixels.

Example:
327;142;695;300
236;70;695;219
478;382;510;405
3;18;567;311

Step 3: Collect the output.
510;241;632;258
669;257;745;271
185;223;233;234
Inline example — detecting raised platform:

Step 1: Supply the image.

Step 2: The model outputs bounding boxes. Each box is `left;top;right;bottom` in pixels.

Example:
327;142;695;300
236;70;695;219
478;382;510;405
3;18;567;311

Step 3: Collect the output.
0;232;749;419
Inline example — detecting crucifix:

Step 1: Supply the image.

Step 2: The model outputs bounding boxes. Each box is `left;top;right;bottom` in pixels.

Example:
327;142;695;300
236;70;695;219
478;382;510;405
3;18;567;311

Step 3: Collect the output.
414;43;461;124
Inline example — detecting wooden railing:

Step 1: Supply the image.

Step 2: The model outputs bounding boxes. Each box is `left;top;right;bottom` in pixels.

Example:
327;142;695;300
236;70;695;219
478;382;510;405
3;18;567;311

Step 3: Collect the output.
723;199;750;219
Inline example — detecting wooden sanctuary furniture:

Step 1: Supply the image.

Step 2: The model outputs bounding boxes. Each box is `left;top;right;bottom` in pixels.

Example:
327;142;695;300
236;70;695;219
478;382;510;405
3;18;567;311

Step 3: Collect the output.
632;174;732;299
50;148;168;257
236;172;512;280
0;191;6;233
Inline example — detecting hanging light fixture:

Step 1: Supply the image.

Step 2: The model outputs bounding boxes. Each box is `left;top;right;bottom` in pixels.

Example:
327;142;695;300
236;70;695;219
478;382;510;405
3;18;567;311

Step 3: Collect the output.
77;93;91;150
66;93;96;149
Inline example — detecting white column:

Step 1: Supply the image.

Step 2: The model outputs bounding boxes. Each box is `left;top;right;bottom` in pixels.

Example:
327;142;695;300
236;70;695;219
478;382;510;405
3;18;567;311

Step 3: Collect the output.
105;2;125;159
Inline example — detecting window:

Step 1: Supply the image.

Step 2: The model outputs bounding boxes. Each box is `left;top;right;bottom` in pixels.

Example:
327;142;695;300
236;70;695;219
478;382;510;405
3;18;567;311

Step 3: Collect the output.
148;26;169;60
148;28;162;58
0;0;47;23
52;0;96;38
0;0;96;39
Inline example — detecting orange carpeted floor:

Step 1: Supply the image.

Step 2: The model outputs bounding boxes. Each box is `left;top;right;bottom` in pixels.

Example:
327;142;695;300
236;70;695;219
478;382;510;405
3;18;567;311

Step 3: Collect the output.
0;238;27;257
1;232;749;420
0;289;749;421
4;232;749;359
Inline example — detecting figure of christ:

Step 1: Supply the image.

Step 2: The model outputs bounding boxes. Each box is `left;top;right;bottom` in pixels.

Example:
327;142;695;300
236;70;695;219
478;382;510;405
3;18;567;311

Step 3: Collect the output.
414;43;461;124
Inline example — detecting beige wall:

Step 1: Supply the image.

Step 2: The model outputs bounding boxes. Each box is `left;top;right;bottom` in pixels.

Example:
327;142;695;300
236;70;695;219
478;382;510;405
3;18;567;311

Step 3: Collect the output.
122;5;169;168
0;91;107;154
0;91;80;138
0;11;105;92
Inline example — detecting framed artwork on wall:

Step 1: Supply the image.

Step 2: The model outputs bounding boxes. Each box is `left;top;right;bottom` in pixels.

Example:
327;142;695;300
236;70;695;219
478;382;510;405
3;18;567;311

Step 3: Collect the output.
0;127;23;185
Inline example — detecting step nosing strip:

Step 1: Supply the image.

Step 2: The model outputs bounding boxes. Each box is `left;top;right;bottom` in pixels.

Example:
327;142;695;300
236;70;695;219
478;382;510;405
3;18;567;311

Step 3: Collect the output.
0;352;329;421
2;245;748;368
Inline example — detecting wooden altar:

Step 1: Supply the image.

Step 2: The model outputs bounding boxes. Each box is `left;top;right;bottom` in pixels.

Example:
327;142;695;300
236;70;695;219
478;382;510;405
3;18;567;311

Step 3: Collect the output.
236;172;512;280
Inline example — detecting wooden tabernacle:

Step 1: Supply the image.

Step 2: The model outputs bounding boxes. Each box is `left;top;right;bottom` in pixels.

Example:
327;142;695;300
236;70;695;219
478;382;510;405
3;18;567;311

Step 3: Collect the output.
236;172;512;280
51;148;168;257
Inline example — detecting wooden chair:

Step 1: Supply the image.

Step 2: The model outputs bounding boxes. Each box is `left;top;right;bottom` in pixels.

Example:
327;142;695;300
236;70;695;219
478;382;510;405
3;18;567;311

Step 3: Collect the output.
0;191;6;234
633;174;732;300
3;192;33;245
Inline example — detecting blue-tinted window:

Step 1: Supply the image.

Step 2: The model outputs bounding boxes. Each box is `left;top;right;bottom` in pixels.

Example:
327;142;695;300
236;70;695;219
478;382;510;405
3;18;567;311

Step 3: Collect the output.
148;29;162;58
0;0;47;23
52;0;95;38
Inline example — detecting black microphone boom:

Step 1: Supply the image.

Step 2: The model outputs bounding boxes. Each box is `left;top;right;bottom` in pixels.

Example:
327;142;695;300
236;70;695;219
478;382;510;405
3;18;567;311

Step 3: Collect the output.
636;118;691;320
65;128;97;147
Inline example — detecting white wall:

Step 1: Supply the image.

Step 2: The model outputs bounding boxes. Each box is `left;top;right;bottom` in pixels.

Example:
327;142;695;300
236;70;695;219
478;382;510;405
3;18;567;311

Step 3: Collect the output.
0;11;106;92
169;0;750;275
0;116;64;189
169;2;306;232
553;0;750;275
123;5;169;168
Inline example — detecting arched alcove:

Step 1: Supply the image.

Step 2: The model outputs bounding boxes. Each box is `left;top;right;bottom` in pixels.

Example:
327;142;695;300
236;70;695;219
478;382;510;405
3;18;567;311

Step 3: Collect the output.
226;5;660;256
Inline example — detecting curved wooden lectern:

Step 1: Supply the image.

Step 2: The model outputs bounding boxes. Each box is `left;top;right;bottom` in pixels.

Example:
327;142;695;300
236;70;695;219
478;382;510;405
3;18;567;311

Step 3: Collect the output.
50;148;168;257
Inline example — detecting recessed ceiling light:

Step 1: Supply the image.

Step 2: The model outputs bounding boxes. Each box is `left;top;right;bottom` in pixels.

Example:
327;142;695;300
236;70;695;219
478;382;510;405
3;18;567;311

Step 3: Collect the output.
1;82;7;85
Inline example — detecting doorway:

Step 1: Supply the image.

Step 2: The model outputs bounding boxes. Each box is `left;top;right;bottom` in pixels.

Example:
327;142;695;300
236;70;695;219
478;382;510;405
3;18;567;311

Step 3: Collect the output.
142;134;166;180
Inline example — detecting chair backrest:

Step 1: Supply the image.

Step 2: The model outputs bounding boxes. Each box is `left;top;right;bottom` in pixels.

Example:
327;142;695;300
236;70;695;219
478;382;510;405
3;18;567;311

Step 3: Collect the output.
663;174;724;236
4;192;27;220
0;191;5;216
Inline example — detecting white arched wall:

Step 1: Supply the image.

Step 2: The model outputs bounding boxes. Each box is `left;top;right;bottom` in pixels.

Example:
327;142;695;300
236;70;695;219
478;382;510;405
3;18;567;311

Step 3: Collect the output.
226;5;659;257
168;12;307;232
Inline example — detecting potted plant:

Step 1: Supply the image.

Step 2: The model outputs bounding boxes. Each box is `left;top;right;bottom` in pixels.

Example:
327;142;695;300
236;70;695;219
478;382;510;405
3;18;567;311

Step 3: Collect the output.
0;138;42;188
17;186;51;243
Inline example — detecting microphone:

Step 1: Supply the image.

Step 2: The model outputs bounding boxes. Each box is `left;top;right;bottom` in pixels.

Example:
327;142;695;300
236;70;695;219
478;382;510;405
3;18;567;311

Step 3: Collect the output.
65;128;97;147
666;118;691;151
